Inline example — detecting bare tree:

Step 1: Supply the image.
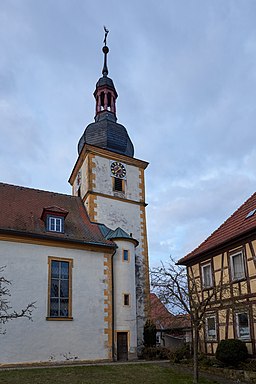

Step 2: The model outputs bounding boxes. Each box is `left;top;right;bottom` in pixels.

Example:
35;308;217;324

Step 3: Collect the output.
0;267;36;333
150;257;235;384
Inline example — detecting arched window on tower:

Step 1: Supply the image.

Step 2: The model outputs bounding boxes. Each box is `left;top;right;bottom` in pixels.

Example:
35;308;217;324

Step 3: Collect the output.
107;92;111;111
100;92;105;110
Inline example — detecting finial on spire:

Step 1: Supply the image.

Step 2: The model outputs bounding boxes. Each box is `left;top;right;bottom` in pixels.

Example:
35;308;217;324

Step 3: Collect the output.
103;26;109;46
102;26;109;77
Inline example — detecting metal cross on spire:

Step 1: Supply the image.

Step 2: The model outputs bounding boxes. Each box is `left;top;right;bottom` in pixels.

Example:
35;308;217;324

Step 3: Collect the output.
102;26;109;77
103;26;109;46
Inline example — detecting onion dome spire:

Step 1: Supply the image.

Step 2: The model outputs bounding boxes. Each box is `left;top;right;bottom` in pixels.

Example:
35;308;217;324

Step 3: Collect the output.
77;27;134;158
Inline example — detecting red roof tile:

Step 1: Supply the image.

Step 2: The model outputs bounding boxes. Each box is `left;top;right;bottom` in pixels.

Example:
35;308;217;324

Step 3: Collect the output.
179;192;256;264
0;182;114;248
149;293;190;329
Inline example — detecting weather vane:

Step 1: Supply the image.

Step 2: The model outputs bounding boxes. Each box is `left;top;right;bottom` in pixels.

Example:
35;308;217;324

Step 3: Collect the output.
103;26;109;46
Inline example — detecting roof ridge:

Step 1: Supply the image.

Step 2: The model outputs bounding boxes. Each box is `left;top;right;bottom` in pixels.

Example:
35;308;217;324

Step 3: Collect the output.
0;182;76;199
179;191;256;263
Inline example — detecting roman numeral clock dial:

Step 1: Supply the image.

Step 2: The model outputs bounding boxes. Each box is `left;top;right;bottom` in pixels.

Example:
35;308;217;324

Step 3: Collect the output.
110;161;126;179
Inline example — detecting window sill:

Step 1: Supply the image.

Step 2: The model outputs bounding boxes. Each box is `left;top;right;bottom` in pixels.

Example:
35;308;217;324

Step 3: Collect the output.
46;317;73;321
202;286;214;291
232;277;246;283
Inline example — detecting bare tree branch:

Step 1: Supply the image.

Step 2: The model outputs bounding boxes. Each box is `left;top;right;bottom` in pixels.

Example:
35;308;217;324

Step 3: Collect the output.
150;256;239;384
0;266;36;333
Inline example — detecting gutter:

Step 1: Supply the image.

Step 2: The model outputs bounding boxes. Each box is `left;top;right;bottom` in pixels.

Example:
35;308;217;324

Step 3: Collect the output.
0;229;115;250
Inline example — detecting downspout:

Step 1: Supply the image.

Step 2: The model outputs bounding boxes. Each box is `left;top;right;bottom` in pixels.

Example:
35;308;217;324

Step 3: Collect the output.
111;248;117;361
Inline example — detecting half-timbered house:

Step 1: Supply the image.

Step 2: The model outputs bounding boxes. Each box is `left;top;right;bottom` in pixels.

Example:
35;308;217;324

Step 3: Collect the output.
178;192;256;356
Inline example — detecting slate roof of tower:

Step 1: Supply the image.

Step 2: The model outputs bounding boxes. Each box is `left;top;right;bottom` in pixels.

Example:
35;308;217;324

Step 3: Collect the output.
98;223;138;245
0;182;114;248
78;111;134;157
78;40;134;158
179;192;256;265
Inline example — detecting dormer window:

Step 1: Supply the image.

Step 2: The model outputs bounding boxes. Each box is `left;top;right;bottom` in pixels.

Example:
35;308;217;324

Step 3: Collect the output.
48;216;64;233
41;206;68;234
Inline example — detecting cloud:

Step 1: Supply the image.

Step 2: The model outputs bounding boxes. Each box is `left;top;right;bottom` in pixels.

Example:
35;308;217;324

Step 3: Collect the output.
1;0;256;267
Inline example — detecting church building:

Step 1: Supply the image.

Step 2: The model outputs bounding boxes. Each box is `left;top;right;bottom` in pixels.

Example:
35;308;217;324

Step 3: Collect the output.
0;36;149;365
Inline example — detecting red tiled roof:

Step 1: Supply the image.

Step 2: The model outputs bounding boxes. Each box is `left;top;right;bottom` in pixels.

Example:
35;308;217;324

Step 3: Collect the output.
0;182;114;248
179;192;256;264
149;293;190;330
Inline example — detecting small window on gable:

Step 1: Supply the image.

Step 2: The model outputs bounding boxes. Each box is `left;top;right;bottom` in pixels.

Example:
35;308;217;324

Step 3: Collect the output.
202;263;212;288
230;251;245;281
124;294;130;306
48;216;64;233
41;206;68;234
123;249;129;262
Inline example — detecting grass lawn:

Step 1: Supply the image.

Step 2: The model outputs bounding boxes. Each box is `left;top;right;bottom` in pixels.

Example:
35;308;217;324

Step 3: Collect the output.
0;363;219;384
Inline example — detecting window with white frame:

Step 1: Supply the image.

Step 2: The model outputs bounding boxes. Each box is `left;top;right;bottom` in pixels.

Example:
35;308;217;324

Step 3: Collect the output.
47;216;64;233
236;312;250;340
205;315;217;340
202;263;212;288
230;251;245;280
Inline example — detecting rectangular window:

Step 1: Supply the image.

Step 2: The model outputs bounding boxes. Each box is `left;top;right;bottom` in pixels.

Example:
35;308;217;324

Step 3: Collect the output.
236;312;250;340
113;178;124;192
205;315;217;340
123;249;129;262
47;216;64;233
124;294;130;306
202;263;212;288
48;258;72;319
230;251;245;280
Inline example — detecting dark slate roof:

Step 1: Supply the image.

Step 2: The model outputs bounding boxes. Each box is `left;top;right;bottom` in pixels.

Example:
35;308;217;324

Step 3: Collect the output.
78;111;134;157
95;76;117;97
0;182;114;248
98;223;138;246
179;192;256;265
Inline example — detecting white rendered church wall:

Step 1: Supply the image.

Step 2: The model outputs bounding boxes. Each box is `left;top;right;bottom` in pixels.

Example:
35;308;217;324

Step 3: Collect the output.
95;196;142;240
0;240;107;364
92;156;141;201
95;196;146;350
113;239;137;351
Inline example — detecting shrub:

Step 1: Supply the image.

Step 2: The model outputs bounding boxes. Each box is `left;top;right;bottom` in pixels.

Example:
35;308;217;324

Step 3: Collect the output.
215;339;248;367
198;353;216;367
141;346;171;360
240;359;256;372
143;320;156;347
170;344;192;363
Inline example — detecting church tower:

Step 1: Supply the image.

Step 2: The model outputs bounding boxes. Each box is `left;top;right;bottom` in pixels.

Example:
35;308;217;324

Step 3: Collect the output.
69;32;149;354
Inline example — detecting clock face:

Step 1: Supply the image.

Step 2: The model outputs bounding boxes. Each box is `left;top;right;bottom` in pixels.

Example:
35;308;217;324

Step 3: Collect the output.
110;161;126;179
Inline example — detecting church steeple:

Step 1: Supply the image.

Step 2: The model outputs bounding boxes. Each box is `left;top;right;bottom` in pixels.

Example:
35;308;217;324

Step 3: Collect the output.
94;28;118;119
78;28;134;158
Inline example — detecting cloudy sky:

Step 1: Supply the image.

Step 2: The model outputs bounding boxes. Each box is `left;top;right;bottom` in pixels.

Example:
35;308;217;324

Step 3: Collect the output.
1;0;256;266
